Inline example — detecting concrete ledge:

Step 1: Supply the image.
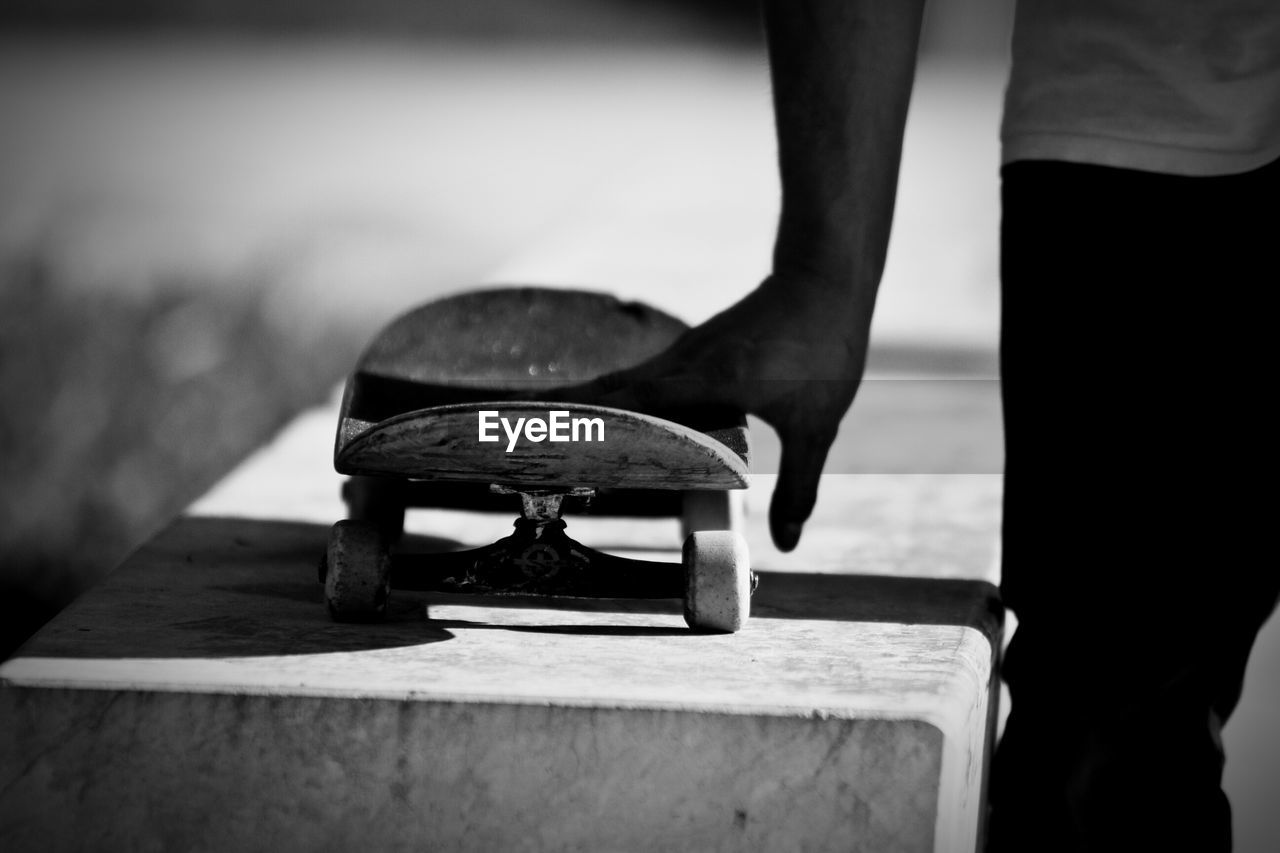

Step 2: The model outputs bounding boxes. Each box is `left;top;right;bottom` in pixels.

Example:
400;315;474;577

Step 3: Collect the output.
2;388;1003;851
2;511;999;852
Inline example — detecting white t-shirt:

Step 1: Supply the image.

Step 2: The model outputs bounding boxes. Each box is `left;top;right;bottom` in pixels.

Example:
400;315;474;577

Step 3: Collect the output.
1002;0;1280;175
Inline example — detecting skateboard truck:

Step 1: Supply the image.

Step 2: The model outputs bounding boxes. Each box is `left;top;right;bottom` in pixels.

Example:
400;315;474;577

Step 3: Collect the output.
497;484;595;518
445;486;602;596
322;479;753;632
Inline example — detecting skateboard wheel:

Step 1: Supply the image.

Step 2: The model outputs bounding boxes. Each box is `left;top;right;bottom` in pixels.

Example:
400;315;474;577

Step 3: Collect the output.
683;531;750;633
681;489;745;540
325;520;392;622
342;476;406;541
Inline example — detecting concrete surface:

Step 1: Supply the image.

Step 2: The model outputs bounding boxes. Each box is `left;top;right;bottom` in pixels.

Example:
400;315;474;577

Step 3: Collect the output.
2;393;1003;851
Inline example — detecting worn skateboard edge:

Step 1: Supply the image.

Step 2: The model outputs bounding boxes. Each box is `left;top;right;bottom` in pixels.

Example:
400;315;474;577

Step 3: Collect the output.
337;371;750;463
336;401;749;490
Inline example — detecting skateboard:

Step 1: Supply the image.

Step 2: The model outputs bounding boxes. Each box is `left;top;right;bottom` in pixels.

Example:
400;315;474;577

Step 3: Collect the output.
319;287;754;632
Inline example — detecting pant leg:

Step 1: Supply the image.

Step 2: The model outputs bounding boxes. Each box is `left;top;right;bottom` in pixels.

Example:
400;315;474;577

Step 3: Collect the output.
987;157;1279;852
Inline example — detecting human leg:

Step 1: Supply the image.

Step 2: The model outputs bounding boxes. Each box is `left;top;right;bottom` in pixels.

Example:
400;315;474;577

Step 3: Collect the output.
988;157;1278;851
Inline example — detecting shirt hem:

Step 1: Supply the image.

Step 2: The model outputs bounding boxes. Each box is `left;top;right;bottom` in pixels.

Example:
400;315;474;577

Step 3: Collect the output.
1001;132;1280;177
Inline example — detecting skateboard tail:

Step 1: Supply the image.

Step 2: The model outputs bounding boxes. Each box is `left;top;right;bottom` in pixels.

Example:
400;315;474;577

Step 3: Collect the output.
335;402;749;491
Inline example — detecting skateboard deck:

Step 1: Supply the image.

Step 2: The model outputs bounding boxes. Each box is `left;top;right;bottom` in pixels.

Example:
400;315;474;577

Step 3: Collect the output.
323;287;754;632
335;287;749;488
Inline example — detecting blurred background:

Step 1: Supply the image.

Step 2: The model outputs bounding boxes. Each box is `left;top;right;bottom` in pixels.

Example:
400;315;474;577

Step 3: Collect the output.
1;1;1274;848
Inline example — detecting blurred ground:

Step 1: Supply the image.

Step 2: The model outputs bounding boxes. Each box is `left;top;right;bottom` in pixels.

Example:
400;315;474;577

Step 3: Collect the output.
0;257;354;654
0;2;1275;848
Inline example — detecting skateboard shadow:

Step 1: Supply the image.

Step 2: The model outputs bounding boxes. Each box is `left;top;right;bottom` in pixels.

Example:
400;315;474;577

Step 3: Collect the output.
413;573;1001;640
20;517;1000;659
20;517;459;659
750;571;1002;637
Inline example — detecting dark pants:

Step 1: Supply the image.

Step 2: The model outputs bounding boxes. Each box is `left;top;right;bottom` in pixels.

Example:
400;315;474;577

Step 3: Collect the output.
988;157;1279;852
